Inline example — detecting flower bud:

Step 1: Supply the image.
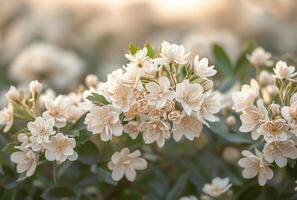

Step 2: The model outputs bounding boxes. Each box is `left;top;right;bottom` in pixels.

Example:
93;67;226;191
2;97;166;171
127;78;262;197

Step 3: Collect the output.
202;80;213;91
223;146;240;162
29;80;43;94
5;86;20;101
226;115;236;127
269;103;280;116
85;74;98;88
17;133;29;143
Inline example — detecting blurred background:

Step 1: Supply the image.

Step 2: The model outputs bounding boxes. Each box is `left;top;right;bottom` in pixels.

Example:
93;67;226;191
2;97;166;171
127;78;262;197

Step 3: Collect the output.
1;0;297;92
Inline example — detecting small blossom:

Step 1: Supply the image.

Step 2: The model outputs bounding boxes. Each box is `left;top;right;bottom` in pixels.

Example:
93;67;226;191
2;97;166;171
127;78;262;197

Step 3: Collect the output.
226;115;236;127
172;113;202;141
232;79;259;112
193;55;217;79
273;60;297;80
168;110;183;123
247;47;273;67
175;80;204;115
29;80;43;94
84;105;123;141
5;86;20;102
202;79;214;91
10;148;38;177
160;41;190;65
44;133;78;163
258;119;289;142
0;103;14;132
223;146;240;162
263;140;297;167
269;103;281;116
145;76;175;109
281;93;297;132
125;47;148;66
27;117;55;151
142;119;170;147
108;148;147;181
85;74;99;88
123;121;141;139
238;150;273;186
202;177;232;198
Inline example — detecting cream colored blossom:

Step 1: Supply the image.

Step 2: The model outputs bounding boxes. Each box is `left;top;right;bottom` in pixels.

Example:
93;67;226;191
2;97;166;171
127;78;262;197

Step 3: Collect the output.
239;99;268;140
44;133;78;163
29;80;43;94
263;140;297;167
85;74;99;88
238;150;273;186
175;80;204;115
123;121;141;139
0;103;14;132
5;85;19;102
27;117;55;151
172;113;202;141
168;110;183;123
273;60;297;80
160;41;190;65
84;105;123;141
247;47;273;67
202;177;232;198
142;119;170;147
232;79;259;112
281;93;297;133
125;47;148;66
108;148;147;181
145;76;175;109
258;119;289;142
193;55;217;79
10;148;38;177
43;95;69;128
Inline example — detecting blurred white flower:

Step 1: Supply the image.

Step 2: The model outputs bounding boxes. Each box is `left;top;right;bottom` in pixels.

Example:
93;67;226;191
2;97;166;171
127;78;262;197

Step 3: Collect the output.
273;60;297;80
223;146;240;162
179;196;198;200
29;80;43;94
142;119;170;147
108;148;147;182
125;47;148;66
263;140;297;167
27;117;55;152
232;79;259;112
239;99;268;140
193;56;217;79
38;88;56;109
44;133;78;163
85;74;99;89
258;119;289;142
10;148;38;177
202;177;232;198
160;41;190;65
238;150;273;186
43;95;69;128
247;47;273;67
0;103;14;132
172;113;202;141
5;85;19;102
175;80;204;115
145;76;175;109
84;105;123;141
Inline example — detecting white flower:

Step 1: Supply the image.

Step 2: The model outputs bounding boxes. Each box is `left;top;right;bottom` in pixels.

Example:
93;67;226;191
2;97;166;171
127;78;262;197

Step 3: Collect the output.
142;119;171;147
0;103;14;132
5;85;19;102
160;41;190;65
239;99;268;140
197;92;221;126
44;133;78;163
202;177;232;198
238;150;273;186
125;47;148;66
29;80;43;94
172;113;202;141
263;140;297;167
123;121;141;139
273;60;297;80
281;93;297;132
193;55;217;79
10;148;38;177
122;64;143;91
108;148;147;181
84;105;123;141
175;80;204;115
145;76;175;109
179;196;198;200
85;74;99;88
247;47;273;67
232;79;259;112
27;117;55;151
258;119;289;142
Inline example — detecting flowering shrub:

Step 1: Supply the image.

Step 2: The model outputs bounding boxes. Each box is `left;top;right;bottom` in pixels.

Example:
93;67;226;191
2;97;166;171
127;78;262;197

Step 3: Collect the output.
1;41;297;200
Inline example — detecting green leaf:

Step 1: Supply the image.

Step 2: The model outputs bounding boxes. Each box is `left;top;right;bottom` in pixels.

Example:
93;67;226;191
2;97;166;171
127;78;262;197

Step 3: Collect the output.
212;44;233;76
145;42;155;58
2;142;17;153
87;93;109;106
77;141;100;165
41;186;76;200
165;173;189;200
71;113;87;131
129;43;139;55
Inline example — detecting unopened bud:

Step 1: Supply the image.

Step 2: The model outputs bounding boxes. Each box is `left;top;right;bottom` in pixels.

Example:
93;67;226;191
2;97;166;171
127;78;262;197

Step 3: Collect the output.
29;80;43;94
223;146;240;162
269;103;280;116
226;115;236;127
85;74;98;88
17;133;29;143
5;86;20;101
202;80;213;91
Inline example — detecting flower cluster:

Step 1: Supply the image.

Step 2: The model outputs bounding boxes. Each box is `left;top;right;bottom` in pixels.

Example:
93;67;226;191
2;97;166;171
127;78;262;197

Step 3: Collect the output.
234;48;297;186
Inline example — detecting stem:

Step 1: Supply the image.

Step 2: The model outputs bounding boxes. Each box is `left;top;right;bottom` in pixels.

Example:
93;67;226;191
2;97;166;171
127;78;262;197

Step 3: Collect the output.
169;63;177;87
52;162;57;183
